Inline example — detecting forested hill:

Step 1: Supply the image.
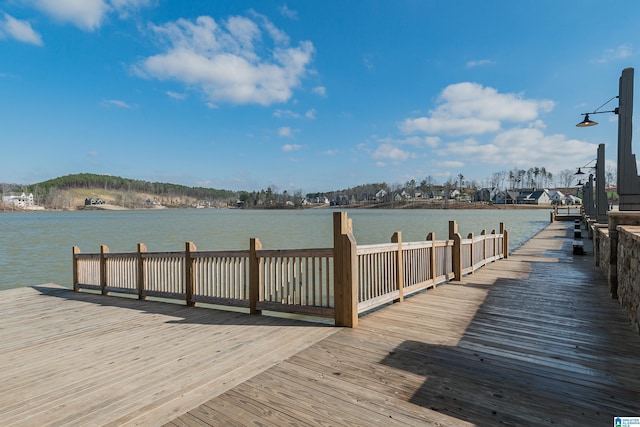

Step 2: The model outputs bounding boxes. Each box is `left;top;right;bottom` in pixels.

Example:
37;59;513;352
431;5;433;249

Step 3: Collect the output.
25;173;235;201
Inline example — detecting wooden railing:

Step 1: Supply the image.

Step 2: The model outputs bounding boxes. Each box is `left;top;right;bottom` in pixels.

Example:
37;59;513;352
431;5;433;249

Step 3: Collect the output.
73;212;508;327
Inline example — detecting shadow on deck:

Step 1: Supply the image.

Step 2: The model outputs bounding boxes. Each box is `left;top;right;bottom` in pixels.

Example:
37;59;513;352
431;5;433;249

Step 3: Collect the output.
169;222;640;426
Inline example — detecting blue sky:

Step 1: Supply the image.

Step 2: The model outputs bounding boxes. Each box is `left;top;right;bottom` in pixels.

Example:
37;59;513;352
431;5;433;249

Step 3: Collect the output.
1;1;639;193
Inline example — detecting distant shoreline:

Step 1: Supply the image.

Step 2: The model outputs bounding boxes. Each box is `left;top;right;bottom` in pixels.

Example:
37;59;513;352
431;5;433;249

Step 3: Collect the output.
1;202;556;213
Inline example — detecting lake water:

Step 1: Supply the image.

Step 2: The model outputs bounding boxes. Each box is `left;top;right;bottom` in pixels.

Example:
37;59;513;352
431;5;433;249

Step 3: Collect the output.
0;208;550;291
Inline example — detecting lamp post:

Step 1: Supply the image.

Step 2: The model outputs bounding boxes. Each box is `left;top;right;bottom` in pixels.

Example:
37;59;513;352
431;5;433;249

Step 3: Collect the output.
574;158;600;221
577;68;639;210
595;143;607;223
616;68;640;210
576;67;640;299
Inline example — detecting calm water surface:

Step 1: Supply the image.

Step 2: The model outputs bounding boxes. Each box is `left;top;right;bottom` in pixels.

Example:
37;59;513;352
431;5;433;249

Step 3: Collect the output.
0;208;550;291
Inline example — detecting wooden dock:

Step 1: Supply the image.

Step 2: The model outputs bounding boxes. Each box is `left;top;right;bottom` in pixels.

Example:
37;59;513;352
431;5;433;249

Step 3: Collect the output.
2;221;639;426
0;287;337;426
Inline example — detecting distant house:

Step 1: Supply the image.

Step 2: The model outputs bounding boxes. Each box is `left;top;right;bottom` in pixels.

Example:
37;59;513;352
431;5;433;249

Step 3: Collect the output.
475;187;498;202
446;189;461;199
2;192;34;208
332;195;351;206
565;195;582;205
425;191;440;200
517;190;552;205
375;189;387;201
547;189;565;205
84;198;106;206
305;196;329;204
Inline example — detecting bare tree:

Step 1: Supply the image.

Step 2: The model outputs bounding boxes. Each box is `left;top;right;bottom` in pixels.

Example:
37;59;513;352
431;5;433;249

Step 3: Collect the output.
557;169;575;188
457;174;465;193
605;167;617;187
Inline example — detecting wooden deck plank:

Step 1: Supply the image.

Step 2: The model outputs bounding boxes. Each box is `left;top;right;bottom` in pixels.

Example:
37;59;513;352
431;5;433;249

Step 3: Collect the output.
0;285;337;427
171;221;640;426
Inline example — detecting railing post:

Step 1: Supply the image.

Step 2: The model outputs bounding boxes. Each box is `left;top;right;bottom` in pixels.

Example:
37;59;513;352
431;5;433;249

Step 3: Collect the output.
491;229;497;260
185;242;196;307
504;229;509;259
427;232;436;285
467;232;474;273
500;223;509;259
391;231;404;303
72;246;80;292
137;243;147;300
334;212;358;328
100;245;109;295
449;220;462;281
481;230;487;266
249;238;262;315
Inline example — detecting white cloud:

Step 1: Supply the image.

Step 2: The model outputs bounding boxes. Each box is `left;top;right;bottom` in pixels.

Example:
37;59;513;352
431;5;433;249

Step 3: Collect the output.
399;82;554;136
27;0;153;30
137;14;314;106
281;143;301;152
423;136;441;147
401;116;501;136
278;5;298;20
250;10;289;45
323;149;339;155
363;54;374;70
305;108;316;119
102;99;131;108
166;90;186;99
274;109;300;119
312;86;326;96
110;0;153;19
28;0;109;31
440;126;597;174
372;143;413;161
378;135;441;148
278;126;293;137
0;13;43;46
466;59;495;68
592;44;633;64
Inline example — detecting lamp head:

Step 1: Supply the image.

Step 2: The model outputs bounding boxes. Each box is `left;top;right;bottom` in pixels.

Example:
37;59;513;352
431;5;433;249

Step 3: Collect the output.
575;167;585;175
576;114;598;127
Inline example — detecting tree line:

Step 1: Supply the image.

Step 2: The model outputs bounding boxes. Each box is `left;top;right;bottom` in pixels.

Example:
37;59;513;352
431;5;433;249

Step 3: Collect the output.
24;173;234;199
2;165;619;210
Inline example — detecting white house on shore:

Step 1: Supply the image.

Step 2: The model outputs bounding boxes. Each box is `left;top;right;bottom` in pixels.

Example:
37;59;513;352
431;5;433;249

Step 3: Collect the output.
2;192;35;208
475;188;572;205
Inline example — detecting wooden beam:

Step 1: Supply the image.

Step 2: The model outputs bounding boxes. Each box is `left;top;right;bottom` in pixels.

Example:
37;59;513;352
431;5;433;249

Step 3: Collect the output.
391;232;404;303
333;212;358;328
249;238;262;315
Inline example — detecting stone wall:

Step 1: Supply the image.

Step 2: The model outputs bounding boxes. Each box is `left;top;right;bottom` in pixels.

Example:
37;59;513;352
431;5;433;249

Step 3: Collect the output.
594;226;610;280
617;225;640;334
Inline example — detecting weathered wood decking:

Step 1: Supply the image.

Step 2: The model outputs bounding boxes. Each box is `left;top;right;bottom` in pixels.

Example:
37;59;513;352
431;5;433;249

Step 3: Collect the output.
168;221;640;426
0;287;337;426
1;221;639;426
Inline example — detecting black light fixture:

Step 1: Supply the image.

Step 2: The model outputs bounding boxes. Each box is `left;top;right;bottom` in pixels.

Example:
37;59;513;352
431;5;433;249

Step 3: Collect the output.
576;114;598;127
576;95;620;127
574;159;596;176
577;180;584;186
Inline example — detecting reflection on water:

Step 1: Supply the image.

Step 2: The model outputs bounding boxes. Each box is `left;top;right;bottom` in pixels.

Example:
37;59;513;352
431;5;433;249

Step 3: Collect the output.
0;208;549;290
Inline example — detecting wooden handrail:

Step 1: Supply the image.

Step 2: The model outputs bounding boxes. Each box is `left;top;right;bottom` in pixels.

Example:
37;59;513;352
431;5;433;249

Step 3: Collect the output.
73;214;508;328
